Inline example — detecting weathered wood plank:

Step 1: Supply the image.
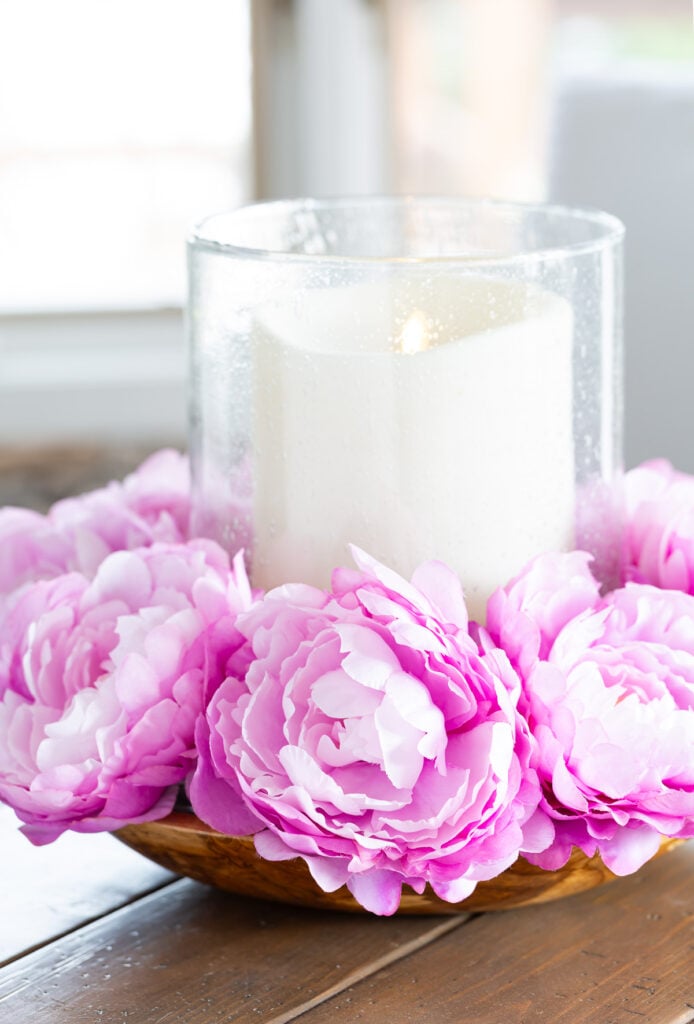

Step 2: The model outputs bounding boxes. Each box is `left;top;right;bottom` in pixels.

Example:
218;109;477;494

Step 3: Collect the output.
0;878;466;1023
298;842;694;1024
0;805;176;966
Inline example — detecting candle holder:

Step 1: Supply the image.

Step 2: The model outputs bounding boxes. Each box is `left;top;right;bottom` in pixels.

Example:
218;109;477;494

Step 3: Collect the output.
189;197;623;621
143;197;630;915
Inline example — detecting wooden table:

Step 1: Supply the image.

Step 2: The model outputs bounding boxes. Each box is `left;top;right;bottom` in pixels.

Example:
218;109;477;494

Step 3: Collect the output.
1;804;693;1024
2;447;694;1022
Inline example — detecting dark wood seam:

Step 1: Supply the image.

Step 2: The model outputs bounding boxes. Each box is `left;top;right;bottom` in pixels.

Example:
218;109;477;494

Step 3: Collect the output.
261;913;480;1024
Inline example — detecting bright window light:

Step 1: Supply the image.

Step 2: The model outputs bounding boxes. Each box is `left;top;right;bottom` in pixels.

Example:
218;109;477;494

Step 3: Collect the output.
0;0;252;312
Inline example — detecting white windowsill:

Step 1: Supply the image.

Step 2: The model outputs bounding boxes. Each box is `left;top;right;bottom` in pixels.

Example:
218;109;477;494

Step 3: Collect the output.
0;308;187;445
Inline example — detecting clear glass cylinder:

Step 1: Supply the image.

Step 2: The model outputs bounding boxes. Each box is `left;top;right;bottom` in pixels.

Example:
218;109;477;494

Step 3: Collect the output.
189;197;623;622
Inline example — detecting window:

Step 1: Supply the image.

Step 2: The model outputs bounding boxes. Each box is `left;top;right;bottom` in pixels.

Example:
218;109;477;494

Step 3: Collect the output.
0;0;251;444
2;0;692;466
0;0;251;312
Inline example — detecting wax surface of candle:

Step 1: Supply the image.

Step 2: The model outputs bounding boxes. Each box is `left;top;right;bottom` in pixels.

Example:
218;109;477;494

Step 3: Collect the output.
252;277;574;622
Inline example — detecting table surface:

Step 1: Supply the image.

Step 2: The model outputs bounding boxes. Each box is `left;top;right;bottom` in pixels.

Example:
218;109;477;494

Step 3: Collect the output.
2;805;694;1024
2;446;694;1024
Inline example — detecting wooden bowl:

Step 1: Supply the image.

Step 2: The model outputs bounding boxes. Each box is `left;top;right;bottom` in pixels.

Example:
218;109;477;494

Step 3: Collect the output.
115;812;680;915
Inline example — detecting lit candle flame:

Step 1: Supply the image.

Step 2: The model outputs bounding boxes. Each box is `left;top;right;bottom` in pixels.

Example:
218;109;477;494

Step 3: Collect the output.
398;311;430;354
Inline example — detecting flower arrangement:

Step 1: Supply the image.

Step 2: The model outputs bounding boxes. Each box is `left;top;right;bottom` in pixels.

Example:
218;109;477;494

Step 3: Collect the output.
1;452;694;915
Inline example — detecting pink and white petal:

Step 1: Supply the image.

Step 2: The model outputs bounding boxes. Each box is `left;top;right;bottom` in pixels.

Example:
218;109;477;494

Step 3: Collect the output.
346;868;404;916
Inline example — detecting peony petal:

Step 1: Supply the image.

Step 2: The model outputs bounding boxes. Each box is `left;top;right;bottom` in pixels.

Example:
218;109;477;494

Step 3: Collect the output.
311;670;383;718
596;825;662;876
429;872;477;904
190;718;263;836
551;757;590;813
349;546;429;611
346;868;404;916
88;551;153;610
305;854;351;893
411;560;468;630
254;828;302;862
334;624;400;689
520;808;555;854
373;690;424;790
278;745;366;815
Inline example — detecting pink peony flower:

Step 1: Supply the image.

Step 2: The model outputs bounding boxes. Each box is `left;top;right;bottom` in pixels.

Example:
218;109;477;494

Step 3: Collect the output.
486;550;601;678
0;540;253;844
0;449;191;601
488;552;694;875
190;547;549;915
623;459;694;592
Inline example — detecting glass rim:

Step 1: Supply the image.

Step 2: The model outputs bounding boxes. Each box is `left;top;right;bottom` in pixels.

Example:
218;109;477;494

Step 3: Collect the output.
189;195;625;267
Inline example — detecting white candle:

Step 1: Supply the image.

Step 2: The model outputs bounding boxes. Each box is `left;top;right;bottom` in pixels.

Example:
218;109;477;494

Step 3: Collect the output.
252;276;574;622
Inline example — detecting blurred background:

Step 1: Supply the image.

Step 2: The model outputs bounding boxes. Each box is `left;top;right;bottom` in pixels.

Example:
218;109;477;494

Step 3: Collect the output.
0;0;693;504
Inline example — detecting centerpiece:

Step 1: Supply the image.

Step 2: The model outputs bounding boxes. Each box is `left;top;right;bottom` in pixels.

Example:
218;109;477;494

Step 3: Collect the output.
2;199;693;917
